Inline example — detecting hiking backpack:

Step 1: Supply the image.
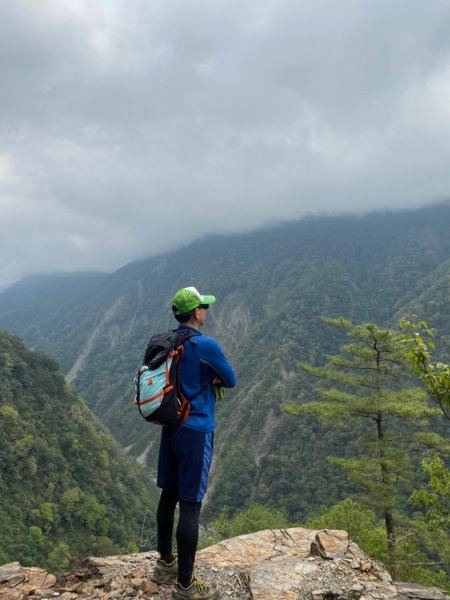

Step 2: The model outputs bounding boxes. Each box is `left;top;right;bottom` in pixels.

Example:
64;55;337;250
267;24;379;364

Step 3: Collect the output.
134;330;196;426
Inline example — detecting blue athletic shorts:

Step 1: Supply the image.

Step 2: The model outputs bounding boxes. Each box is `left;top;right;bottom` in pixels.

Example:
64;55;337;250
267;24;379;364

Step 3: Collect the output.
157;426;214;502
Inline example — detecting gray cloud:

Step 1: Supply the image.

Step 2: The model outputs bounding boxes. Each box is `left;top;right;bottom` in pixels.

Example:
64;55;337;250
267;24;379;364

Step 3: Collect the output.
1;0;450;287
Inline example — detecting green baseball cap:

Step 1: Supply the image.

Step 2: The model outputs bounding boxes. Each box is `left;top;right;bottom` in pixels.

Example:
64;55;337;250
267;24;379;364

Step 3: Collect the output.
171;286;216;315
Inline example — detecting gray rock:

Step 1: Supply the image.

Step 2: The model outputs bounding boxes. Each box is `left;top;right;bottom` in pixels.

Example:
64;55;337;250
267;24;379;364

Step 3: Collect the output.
0;529;448;600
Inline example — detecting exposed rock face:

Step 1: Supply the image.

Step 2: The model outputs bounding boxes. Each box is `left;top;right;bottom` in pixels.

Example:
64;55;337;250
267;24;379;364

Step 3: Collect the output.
0;563;56;598
0;529;448;600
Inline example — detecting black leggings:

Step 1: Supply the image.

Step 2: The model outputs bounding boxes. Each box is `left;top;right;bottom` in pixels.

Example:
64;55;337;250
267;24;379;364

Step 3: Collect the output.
157;489;202;583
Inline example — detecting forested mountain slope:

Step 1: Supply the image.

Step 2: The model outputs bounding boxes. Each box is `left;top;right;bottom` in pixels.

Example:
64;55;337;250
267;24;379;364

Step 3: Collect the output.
0;331;158;573
0;203;449;522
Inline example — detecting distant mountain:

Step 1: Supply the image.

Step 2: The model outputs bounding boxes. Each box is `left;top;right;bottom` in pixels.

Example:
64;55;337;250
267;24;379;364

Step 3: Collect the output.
1;203;449;522
0;330;158;573
0;272;108;369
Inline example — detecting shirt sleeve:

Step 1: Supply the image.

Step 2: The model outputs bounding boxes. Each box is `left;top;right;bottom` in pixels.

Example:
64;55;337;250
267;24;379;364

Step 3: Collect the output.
195;336;236;388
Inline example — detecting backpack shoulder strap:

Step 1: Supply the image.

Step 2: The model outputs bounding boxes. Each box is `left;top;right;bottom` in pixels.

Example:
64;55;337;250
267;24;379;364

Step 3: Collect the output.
173;331;209;402
173;329;200;345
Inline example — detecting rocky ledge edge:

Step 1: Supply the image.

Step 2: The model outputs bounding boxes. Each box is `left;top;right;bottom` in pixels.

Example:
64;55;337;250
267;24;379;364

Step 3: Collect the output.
0;528;448;600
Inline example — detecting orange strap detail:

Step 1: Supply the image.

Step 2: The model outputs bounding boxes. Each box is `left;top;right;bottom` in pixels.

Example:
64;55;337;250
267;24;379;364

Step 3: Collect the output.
166;346;182;384
134;385;173;406
165;356;171;385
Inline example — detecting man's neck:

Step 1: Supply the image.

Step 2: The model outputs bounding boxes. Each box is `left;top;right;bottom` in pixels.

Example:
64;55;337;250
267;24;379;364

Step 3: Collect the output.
179;320;201;329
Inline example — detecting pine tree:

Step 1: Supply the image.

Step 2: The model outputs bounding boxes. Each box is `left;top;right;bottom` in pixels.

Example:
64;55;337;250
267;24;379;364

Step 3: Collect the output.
287;318;444;577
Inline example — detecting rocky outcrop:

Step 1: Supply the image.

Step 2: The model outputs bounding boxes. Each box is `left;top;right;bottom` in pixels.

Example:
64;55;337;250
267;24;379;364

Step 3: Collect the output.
0;529;448;600
0;563;56;598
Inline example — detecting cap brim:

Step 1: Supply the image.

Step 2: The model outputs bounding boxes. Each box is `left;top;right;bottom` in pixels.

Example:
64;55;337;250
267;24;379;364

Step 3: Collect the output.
202;294;215;305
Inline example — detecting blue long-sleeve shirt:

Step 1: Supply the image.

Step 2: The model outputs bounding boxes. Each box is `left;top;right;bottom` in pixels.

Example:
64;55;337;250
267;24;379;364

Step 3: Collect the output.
175;325;236;432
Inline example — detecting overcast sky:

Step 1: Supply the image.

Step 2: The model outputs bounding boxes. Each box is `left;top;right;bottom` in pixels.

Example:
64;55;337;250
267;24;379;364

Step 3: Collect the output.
1;0;450;288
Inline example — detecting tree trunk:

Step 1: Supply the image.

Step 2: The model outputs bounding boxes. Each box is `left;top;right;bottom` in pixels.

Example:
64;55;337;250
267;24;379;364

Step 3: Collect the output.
376;412;397;578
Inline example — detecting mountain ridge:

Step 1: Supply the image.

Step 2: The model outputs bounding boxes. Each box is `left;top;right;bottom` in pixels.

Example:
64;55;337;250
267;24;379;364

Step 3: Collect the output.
0;202;449;525
0;329;158;573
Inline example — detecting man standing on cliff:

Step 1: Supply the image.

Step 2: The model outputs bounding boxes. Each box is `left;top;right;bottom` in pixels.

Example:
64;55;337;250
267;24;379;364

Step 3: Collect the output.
151;286;236;600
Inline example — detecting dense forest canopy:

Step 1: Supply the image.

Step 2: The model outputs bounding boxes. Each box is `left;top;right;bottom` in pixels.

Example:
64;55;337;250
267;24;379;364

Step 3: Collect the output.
0;331;158;573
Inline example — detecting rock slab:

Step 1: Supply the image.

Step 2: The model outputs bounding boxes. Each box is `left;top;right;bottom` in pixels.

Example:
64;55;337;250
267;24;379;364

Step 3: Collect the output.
0;529;448;600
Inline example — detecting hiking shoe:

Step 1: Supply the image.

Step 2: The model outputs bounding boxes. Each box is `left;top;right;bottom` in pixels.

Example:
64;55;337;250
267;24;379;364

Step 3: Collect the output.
151;555;178;584
172;576;219;599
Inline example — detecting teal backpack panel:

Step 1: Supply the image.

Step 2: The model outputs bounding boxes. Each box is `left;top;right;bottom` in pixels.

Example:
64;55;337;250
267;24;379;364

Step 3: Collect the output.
135;359;174;419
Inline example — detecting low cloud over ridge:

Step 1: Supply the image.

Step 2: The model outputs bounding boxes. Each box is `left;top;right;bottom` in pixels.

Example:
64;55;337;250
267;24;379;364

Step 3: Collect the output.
1;0;450;287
